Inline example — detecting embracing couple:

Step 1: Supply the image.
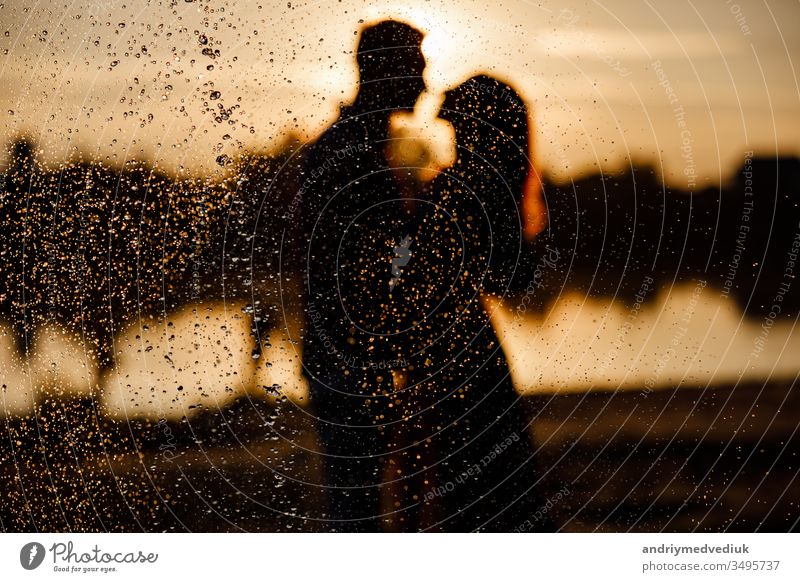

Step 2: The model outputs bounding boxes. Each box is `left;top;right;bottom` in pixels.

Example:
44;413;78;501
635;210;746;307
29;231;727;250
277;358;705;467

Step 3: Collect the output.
297;19;551;532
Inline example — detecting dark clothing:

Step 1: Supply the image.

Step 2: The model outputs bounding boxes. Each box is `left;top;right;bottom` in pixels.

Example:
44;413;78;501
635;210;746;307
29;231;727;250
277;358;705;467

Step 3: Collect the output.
300;107;414;383
383;149;550;532
299;105;415;530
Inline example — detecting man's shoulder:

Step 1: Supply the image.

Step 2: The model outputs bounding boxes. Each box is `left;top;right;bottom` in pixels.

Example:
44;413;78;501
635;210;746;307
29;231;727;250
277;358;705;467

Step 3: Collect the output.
306;121;375;172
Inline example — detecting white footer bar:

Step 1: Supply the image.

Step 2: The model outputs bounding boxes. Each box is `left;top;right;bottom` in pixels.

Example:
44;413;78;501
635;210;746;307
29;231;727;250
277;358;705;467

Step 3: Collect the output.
1;533;796;581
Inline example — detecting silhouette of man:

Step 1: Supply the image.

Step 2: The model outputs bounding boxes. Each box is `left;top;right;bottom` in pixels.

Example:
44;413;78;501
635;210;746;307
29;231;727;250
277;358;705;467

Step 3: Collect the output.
297;19;426;531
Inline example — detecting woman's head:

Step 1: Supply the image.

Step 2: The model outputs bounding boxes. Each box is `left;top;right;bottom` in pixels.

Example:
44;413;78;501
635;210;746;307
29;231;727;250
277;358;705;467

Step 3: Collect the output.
440;75;530;185
440;75;543;240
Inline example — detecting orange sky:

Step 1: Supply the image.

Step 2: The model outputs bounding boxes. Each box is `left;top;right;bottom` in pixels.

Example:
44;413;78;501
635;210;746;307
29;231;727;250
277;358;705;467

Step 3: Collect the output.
1;0;799;186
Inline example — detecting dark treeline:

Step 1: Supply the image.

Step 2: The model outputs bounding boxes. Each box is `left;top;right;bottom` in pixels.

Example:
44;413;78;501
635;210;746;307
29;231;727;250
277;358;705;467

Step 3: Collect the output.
0;138;304;368
528;156;800;316
2;138;799;370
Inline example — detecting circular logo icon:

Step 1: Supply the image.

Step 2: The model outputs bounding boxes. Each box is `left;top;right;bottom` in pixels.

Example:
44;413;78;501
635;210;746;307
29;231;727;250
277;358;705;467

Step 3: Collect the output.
20;542;46;570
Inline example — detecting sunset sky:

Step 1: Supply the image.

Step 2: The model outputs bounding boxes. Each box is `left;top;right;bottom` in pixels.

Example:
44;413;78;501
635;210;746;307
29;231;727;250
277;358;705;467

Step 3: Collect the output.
1;0;798;186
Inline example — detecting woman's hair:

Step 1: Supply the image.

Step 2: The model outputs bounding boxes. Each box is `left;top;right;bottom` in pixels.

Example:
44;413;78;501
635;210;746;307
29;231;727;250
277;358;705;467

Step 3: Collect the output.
441;74;531;195
440;75;537;290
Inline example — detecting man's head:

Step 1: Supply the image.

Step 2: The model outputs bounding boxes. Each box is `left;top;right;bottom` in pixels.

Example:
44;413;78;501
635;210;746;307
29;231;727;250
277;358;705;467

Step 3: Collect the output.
355;20;426;112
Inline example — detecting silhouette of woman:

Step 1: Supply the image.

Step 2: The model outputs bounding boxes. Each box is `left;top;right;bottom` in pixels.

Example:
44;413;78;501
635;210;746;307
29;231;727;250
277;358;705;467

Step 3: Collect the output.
385;75;551;532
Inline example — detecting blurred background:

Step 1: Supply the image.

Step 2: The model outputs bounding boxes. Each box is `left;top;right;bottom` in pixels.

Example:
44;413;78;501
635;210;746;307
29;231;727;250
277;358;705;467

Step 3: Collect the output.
1;0;799;532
